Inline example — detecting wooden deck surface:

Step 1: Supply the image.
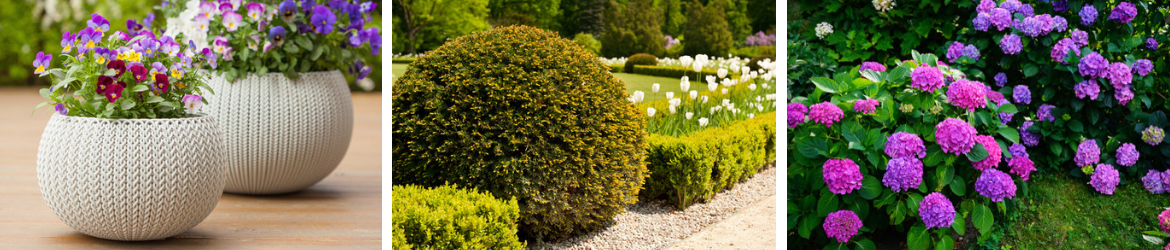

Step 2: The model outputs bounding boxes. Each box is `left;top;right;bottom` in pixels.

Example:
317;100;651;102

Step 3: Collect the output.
0;87;382;249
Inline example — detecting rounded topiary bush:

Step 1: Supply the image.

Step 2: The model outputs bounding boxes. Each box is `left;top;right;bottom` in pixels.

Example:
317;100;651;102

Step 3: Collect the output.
624;53;659;73
392;25;648;241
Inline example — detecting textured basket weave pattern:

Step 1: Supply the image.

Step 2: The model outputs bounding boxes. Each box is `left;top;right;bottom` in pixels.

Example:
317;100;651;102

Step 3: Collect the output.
36;114;226;241
204;70;354;194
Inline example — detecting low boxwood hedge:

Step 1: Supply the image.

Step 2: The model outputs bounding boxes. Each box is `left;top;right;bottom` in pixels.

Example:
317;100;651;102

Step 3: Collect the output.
642;112;776;208
631;65;720;79
391;58;415;64
392;184;525;249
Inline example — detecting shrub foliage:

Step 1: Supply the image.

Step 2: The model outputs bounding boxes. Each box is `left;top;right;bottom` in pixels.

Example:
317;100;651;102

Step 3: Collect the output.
392;184;525;249
624;53;659;73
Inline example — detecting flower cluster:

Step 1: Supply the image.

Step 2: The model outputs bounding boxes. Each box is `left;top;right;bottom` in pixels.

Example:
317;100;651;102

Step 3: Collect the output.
34;13;212;119
1077;52;1108;78
936;118;977;155
1051;37;1079;64
946;79;987;111
946;41;965;63
853;99;879;114
1037;104;1056;122
810;102;844;127
885;132;926;159
1080;4;1097;26
999;34;1022;55
787;102;807;128
1144;126;1165;146
1074;140;1100;167
994;72;1007;87
1160;206;1170;234
823;158;863;195
1074;80;1100;100
1108;2;1137;24
872;0;895;13
1089;164;1120;195
882;157;922;192
971;135;1002;170
1144;170;1170;194
744;32;774;46
1020;121;1040;146
1116;143;1139;167
859;62;887;73
1134;59;1154;76
919;192;955;229
910;65;944;93
815;22;833;39
975;168;1017;202
823;210;862;243
1149;38;1160;50
1012;85;1031;104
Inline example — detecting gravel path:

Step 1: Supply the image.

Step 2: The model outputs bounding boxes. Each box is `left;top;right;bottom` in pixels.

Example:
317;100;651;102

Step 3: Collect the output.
532;162;776;250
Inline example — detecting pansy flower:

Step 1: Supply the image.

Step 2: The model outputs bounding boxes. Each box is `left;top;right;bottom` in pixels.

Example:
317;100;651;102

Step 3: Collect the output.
222;11;243;32
135;38;160;57
161;40;181;57
129;62;149;81
295;22;313;34
218;2;234;14
150;62;168;82
351;61;371;81
310;6;336;34
246;2;266;21
77;27;102;54
262;41;274;53
248;35;261;51
279;0;297;22
127;19;144;36
153;74;170;93
142;13;155;28
194;14;211;33
32;52;51;76
361;1;377;14
60;31;76;53
104;80;125;103
106;60;127;78
268;26;287;47
139;30;157;40
364;28;381;55
96;75;115;94
54;103;67;115
94;48;115;64
201;48;218;69
170;62;186;81
213;36;230;55
301;0;317;15
87;14;110;33
200;1;218;19
182;95;203;114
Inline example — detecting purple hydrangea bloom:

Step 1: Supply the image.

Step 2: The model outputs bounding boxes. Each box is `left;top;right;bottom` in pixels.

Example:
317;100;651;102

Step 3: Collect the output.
1143;169;1165;194
1008;157;1035;181
1143;126;1165;146
999;112;1014;124
977;0;996;13
1037;14;1055;34
854;99;879;114
1013;85;1031;104
919;192;956;229
1107;62;1133;88
1162;171;1170;195
859;62;887;73
1008;144;1029;159
1109;2;1137;23
1053;15;1068;32
1078;51;1109;78
947;79;987;111
962;45;981;61
1000;34;1023;55
1052;38;1080;64
1018;4;1034;16
883;157;923;192
1134;59;1154;76
990;8;1012;30
1053;0;1069;12
947;41;966;63
1075;139;1101;167
1021;121;1040;146
994;72;1007;87
1020;16;1044;37
936;118;978;155
1038;104;1056;122
810;102;844;127
1090;164;1120;195
823;210;862;243
1074;80;1100;100
1117;143;1139;167
1071;29;1089;47
1080;4;1098;26
973;135;1003;171
1001;0;1022;13
885;132;926;159
975;168;1017;202
1116;87;1134;106
823;158;863;195
987;91;1006;106
1149;38;1161;50
911;65;945;93
973;13;992;31
787;102;808;128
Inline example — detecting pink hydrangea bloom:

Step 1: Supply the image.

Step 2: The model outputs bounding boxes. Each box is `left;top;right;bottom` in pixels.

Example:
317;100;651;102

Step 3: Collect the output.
936;118;977;155
809;102;844;127
946;79;987;111
972;135;1002;171
823;158;863;195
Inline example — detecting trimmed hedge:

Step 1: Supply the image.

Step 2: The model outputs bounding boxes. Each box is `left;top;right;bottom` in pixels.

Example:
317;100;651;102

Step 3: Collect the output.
631;65;719;79
391;58;415;64
392;184;525;249
624;53;659;73
642;112;776;208
609;64;624;73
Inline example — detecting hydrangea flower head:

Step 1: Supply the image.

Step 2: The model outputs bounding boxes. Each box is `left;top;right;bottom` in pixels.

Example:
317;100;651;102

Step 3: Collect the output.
976;0;996;13
886;132;926;158
936;118;977;155
1021;121;1040;147
1008;156;1035;180
1090;164;1120;195
1143;126;1165;146
990;8;1012;30
987;91;1006;106
823;210;862;243
823;158;863;195
1020;16;1044;37
854;99;879;114
1080;4;1098;26
1149;38;1160;50
1074;80;1100;100
911;65;945;93
1018;3;1034;16
1107;62;1133;88
975;168;1017;202
947;79;987;111
999;112;1014;125
1071;29;1089;47
883;157;923;192
973;13;992;31
1075;139;1100;167
1144;170;1166;194
1013;85;1031;104
947;41;965;63
1052;38;1080;64
1001;0;1022;13
1160;206;1170;234
1053;0;1069;12
787;102;807;128
1109;2;1137;23
962;45;981;61
815;22;833;39
872;0;895;12
1000;34;1023;55
1038;104;1056;122
994;72;1007;87
1008;144;1028;159
1134;59;1154;76
859;62;887;73
1117;143;1139;167
972;135;1003;171
919;192;956;229
1036;14;1055;34
1053;15;1068;31
1116;86;1135;106
809;102;844;127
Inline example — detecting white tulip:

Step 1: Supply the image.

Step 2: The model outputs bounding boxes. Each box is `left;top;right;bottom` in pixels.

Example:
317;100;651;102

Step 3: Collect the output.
749;84;757;91
721;88;728;95
686;112;694;120
763;83;770;89
750;71;758;80
679;56;694;68
747;113;755;119
647;107;656;117
721;78;733;87
692;61;704;72
696;54;709;63
689;90;698;100
708;82;718;92
701;95;709;104
652;83;660;93
742;66;751;74
757;103;765;112
630;90;645;103
666;91;675;100
698;117;709;126
722;99;731;106
680;76;690;92
717;68;728;78
669;105;677;114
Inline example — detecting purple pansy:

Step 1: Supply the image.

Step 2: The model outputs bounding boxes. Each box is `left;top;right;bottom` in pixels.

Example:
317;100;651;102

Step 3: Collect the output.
182;94;203;114
279;0;297;22
310;6;336;34
127;19;144;36
60;31;76;53
269;26;287;47
222;11;243;32
200;1;218;19
87;13;110;33
246;2;266;21
32;52;51;76
77;27;102;54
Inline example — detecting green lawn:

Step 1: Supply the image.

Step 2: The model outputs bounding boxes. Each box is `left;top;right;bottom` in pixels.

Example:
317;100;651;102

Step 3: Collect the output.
1001;173;1170;249
390;63;684;103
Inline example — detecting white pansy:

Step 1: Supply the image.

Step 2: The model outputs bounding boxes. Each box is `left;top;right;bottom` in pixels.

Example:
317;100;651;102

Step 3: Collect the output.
815;22;833;39
652;83;660;93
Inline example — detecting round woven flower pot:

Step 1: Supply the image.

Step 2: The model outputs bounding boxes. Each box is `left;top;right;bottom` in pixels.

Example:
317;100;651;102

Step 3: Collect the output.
203;70;354;195
36;114;226;241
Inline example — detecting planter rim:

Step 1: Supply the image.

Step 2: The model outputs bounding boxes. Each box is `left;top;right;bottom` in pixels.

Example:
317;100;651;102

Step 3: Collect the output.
50;113;212;122
214;70;344;80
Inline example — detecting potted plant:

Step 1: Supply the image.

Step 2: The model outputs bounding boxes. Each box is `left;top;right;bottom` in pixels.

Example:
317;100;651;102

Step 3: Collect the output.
33;12;223;241
159;0;381;194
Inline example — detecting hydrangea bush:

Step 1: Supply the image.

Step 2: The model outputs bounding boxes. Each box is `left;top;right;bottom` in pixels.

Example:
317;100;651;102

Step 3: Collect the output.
788;52;1031;249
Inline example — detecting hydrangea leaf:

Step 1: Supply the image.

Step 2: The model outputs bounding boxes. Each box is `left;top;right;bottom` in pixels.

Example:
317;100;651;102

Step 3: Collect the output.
953;213;966;235
950;176;966;196
966;143;990;162
997;127;1020;144
936;235;954;250
798;215;819;239
817;192;839;217
859;176;882;200
855;239;876;250
973;204;994;237
811;77;838;93
907;225;930;250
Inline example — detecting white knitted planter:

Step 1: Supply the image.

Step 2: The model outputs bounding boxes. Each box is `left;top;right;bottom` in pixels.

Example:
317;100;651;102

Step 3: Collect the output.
36;114;226;241
203;70;354;194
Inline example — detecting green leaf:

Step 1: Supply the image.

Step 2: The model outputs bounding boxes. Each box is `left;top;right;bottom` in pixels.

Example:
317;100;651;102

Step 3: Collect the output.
937;165;955;189
798;216;819;239
295;36;314;51
146;96;165;103
906;193;924;215
1023;63;1039;77
997;127;1020;144
859;176;883;200
997;103;1017;114
284;43;301;53
811;77;838;93
908;225;931;250
950;176;966;196
131;84;149;92
53;77;75;91
855;239;876;250
936;235;954;250
32;102;50;115
818;192;840;217
1144;230;1170;238
311;45;326;61
39;88;51;99
966;143;989;162
1069;120;1084;132
953;213;966;235
973;204;994;237
120;99;136;110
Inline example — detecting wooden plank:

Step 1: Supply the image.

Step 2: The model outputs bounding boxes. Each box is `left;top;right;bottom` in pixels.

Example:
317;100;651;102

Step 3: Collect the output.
0;87;382;248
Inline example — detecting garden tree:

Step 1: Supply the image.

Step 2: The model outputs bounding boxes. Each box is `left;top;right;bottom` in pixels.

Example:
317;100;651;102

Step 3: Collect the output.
392;0;490;54
660;0;686;37
600;0;666;57
746;0;775;33
682;0;732;57
559;0;606;38
722;0;752;45
487;0;562;30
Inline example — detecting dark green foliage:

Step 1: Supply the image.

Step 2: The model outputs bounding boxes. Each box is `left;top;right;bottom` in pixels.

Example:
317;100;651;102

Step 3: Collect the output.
722;0;752;44
488;0;561;30
631;65;718;79
747;53;776;72
746;0;776;33
624;53;658;73
572;32;602;56
643;112;775;208
788;0;972;64
682;0;733;57
559;0;606;37
392;26;648;241
600;0;666;57
730;45;776;58
392;184;525;249
786;21;837;100
661;0;687;36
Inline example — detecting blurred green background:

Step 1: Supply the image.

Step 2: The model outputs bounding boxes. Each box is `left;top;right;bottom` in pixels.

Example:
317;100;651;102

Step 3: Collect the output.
0;0;382;91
